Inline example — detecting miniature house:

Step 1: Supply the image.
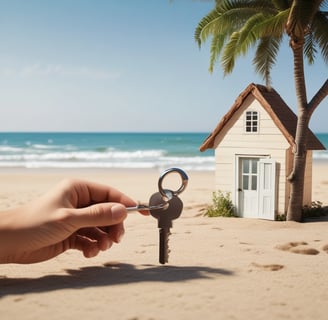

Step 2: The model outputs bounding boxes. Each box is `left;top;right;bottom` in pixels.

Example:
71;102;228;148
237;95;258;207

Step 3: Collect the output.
200;83;325;220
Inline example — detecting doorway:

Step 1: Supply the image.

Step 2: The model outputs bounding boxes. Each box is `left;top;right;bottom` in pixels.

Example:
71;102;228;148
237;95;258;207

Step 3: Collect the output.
237;156;276;220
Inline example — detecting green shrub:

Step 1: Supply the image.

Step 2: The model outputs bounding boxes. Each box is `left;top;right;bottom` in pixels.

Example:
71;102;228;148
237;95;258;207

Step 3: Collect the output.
276;214;286;221
204;191;236;217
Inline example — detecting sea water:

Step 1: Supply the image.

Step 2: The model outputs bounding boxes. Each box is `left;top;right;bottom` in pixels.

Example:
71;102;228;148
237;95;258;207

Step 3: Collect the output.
0;132;215;170
0;132;327;170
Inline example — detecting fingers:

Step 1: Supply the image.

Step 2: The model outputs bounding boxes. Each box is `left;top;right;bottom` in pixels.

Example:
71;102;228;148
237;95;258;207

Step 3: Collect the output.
48;179;149;260
73;224;125;258
61;179;137;208
54;179;150;217
78;228;113;251
74;234;104;258
68;203;127;229
100;222;125;244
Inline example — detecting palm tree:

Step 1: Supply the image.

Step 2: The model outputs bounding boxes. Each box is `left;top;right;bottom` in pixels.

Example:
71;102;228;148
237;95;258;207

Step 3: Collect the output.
195;0;328;221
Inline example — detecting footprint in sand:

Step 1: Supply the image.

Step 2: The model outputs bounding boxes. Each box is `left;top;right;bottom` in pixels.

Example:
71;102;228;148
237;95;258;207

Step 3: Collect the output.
276;241;320;255
322;244;328;253
251;262;284;271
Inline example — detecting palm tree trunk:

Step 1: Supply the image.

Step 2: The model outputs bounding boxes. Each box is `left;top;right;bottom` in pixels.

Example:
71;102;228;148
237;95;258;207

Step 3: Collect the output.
286;42;309;222
287;112;309;221
308;79;328;117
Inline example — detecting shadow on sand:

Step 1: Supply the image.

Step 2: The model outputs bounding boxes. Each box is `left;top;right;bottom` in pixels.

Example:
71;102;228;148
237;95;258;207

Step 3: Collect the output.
0;263;233;297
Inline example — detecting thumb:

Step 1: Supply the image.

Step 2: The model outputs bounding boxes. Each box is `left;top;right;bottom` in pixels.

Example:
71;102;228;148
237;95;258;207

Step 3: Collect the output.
68;203;127;228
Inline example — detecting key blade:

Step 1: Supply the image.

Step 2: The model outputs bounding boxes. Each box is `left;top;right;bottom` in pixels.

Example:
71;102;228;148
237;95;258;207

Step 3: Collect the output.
159;227;170;264
126;202;169;213
126;204;149;212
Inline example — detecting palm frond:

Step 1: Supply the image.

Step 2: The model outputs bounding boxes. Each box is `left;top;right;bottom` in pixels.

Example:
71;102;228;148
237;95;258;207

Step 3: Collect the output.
221;32;240;75
251;10;289;38
195;0;327;81
209;33;227;72
235;13;264;55
320;0;328;11
304;32;317;64
215;0;279;28
253;36;282;86
218;0;276;12
312;10;328;63
287;0;322;37
195;9;222;48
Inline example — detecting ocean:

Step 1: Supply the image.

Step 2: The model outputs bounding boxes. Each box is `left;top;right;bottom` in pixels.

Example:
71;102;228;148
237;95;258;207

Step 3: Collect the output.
0;132;327;170
0;132;215;170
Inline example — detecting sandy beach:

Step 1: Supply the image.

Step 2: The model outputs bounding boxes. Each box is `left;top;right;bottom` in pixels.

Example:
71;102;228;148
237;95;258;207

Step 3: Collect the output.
1;163;328;320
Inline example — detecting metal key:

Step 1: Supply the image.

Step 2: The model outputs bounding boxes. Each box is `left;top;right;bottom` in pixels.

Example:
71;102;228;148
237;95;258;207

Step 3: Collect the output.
149;191;183;264
125;167;188;264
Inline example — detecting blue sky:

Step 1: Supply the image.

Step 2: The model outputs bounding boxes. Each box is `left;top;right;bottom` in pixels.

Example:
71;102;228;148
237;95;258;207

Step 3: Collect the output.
0;0;327;133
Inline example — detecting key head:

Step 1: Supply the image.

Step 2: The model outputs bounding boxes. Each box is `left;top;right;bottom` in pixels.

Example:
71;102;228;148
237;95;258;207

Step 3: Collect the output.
149;191;183;228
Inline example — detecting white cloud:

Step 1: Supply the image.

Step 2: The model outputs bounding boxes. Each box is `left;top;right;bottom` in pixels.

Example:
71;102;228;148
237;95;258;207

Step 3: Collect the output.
0;63;121;80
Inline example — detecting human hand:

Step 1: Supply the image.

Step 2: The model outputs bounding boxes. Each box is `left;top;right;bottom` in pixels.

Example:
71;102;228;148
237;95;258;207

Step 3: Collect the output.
0;179;145;264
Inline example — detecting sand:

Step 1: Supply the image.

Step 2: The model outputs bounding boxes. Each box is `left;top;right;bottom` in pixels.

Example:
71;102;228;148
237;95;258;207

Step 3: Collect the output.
0;163;328;320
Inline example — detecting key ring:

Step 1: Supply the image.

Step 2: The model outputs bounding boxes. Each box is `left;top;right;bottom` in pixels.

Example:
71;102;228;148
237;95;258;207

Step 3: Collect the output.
158;167;189;199
126;167;188;212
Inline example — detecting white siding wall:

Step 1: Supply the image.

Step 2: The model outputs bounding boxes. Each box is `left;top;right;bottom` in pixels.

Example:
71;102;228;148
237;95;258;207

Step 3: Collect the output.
213;96;291;215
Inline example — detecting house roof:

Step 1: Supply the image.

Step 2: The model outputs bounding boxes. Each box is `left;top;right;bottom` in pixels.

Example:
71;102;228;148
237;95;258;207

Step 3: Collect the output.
200;83;325;152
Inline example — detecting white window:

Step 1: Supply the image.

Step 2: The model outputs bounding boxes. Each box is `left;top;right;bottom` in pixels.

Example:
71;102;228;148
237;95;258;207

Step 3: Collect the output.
245;111;258;133
242;158;259;190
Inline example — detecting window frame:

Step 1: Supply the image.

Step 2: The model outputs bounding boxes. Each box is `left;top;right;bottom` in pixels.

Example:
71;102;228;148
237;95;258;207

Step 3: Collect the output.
244;110;259;134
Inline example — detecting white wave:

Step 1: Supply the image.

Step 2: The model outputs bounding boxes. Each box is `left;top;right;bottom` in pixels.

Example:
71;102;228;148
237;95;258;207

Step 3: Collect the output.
0;144;215;170
31;144;60;149
0;146;24;152
0;156;215;171
0;149;167;161
0;160;213;169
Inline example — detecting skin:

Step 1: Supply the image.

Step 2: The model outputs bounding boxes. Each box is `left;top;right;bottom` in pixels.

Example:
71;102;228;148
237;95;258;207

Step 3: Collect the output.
0;179;148;264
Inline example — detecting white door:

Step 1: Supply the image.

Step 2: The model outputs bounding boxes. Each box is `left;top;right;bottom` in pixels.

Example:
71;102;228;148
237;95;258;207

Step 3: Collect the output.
258;159;276;220
237;157;276;220
238;158;259;218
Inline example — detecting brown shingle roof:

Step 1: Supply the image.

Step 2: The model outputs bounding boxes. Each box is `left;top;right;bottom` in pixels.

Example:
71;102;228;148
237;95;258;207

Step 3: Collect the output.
200;83;325;151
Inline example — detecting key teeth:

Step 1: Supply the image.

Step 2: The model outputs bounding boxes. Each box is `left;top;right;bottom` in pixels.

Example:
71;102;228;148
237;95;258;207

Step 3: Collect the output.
166;234;170;262
162;229;170;264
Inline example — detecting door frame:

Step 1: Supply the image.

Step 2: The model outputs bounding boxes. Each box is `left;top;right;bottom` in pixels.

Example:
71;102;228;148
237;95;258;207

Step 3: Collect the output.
234;154;274;219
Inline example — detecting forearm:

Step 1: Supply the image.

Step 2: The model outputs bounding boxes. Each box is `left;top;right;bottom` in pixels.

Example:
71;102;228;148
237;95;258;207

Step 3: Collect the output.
0;206;28;260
